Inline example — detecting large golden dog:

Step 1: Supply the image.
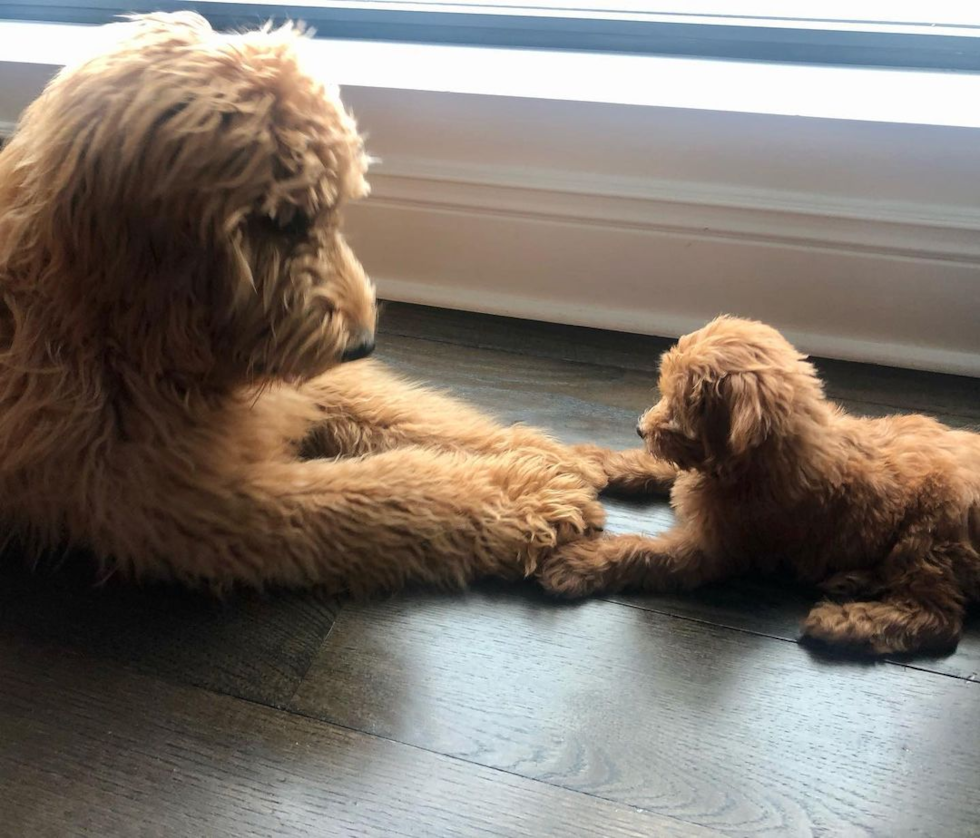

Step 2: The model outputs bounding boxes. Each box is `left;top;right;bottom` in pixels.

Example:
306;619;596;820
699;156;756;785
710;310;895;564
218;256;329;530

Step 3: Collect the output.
0;13;669;594
542;316;980;656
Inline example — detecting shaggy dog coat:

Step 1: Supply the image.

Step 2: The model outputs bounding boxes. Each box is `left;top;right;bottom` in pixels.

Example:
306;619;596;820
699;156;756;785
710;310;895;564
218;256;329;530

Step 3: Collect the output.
0;13;669;594
540;316;980;656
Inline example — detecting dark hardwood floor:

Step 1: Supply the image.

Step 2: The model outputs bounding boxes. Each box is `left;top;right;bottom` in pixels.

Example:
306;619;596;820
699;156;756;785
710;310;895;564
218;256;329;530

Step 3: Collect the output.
2;303;978;837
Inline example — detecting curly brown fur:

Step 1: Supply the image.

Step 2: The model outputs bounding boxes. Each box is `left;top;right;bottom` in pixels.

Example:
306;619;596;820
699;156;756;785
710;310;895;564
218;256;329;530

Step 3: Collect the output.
0;13;669;595
540;316;980;656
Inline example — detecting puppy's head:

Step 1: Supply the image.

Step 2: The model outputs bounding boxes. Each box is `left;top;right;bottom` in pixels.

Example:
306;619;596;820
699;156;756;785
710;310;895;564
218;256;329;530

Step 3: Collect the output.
8;13;375;386
637;317;824;472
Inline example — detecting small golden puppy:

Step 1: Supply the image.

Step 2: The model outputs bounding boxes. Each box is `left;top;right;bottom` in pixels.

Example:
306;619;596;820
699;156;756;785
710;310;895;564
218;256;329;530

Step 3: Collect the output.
541;316;980;656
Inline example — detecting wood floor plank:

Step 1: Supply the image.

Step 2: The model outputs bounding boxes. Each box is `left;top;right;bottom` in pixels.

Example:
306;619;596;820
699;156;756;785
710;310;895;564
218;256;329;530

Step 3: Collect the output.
608;580;980;682
815;357;980;421
377;335;652;450
379;300;676;378
0;560;338;708
0;637;714;838
378;302;980;420
3;300;976;838
290;590;980;837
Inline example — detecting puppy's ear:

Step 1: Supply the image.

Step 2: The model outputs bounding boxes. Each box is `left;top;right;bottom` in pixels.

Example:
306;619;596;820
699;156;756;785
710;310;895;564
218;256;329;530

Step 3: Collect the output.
710;371;792;458
719;373;767;457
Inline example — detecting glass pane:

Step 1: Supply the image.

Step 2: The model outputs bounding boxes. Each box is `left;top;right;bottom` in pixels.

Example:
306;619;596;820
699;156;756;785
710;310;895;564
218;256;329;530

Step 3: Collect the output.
214;0;980;27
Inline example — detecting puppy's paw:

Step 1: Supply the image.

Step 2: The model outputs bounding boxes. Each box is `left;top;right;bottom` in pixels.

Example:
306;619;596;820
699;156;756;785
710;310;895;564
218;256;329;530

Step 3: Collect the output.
800;601;890;655
803;599;963;657
570;445;677;496
536;538;610;598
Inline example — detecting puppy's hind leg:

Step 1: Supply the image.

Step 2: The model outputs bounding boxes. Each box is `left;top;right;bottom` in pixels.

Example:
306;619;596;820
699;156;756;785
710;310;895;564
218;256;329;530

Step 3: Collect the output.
801;598;964;656
803;542;969;655
818;568;888;600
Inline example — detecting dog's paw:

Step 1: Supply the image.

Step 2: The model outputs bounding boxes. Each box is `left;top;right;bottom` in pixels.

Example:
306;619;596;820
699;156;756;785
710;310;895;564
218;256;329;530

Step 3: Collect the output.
802;599;962;658
489;430;609;491
531;475;607;545
493;454;605;564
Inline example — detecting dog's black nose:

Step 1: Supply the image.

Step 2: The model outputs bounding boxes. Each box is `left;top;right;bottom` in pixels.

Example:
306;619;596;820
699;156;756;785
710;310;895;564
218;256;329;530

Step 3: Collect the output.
636;423;645;438
341;337;375;362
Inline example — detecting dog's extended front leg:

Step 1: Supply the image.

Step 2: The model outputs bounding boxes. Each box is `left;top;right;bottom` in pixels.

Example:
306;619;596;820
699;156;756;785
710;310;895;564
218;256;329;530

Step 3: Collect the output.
296;361;672;495
537;527;729;598
97;447;605;595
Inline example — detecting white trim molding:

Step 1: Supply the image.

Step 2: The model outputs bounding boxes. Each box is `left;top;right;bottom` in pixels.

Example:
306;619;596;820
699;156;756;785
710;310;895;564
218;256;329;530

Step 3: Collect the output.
368;157;980;263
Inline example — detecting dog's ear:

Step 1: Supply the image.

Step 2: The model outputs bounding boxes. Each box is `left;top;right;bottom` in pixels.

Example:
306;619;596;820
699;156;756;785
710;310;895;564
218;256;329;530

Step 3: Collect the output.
240;26;369;234
101;21;370;248
234;75;370;239
670;372;741;466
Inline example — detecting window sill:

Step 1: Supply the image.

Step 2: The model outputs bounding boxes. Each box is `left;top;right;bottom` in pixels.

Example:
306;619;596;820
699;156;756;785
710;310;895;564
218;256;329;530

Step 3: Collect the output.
3;19;980;128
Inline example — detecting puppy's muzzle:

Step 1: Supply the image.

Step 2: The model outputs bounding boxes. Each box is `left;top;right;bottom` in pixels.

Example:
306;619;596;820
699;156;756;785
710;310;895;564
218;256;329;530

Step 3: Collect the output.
341;333;376;363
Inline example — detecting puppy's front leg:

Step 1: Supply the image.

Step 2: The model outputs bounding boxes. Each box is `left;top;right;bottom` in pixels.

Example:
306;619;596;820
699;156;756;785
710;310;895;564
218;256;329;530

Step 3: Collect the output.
569;445;677;497
537;527;727;598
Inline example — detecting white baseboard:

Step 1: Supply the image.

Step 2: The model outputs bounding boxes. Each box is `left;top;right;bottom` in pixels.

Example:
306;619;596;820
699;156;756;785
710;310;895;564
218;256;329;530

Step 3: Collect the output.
350;157;980;377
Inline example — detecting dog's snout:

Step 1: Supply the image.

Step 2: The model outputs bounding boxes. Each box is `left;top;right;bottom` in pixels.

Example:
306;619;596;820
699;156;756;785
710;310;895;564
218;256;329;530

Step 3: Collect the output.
636;414;648;439
341;334;376;363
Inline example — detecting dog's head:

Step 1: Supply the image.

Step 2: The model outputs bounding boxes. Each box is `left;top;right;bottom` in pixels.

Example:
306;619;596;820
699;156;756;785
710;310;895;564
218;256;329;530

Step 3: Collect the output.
637;317;825;473
6;12;375;386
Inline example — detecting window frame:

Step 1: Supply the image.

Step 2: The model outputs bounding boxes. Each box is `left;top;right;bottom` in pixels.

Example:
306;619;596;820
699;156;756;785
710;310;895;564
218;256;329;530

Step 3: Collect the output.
1;0;979;71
